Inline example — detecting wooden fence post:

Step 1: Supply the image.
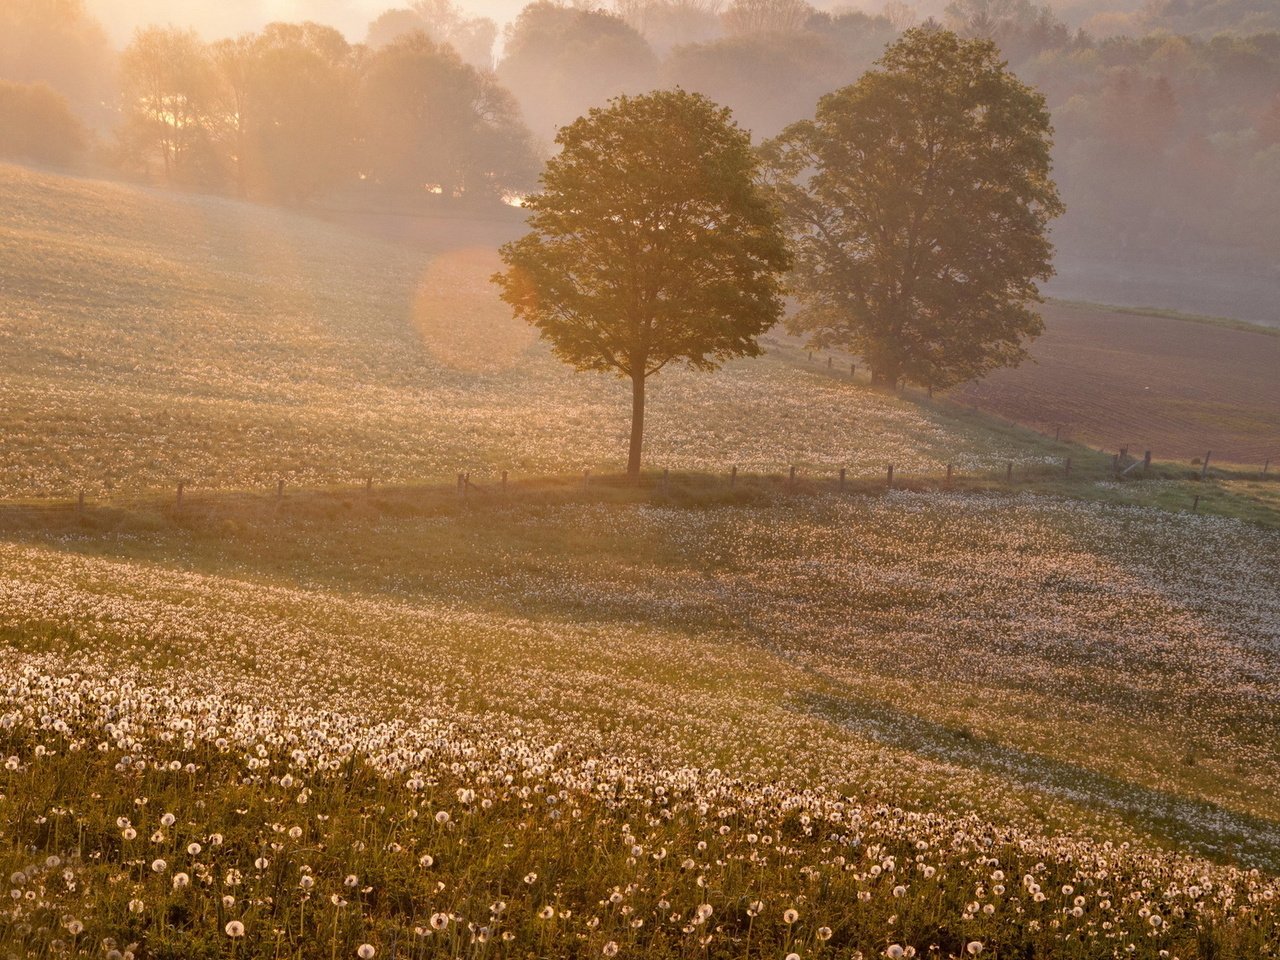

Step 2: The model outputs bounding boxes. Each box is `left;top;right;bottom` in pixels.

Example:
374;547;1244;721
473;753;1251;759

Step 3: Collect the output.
276;478;284;498
1264;458;1271;474
789;465;796;487
730;465;737;488
1064;457;1072;477
77;490;85;514
1201;451;1211;481
887;464;894;490
583;468;590;489
365;477;372;494
662;467;669;491
946;463;953;488
176;481;184;507
1054;426;1061;442
456;472;464;496
850;361;856;377
826;356;832;369
839;467;846;491
1192;494;1200;513
1143;451;1151;471
501;469;508;493
1006;461;1013;483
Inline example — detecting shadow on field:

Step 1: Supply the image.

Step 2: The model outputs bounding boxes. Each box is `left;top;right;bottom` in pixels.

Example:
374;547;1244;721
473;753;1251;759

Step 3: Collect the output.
797;688;1280;871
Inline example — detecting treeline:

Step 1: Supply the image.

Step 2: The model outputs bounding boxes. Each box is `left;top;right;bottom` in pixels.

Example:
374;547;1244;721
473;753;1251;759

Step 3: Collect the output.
114;23;537;203
2;0;1279;258
1;1;539;204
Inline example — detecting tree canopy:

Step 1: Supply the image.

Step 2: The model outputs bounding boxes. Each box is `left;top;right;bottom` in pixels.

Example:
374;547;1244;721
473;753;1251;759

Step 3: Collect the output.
766;27;1065;391
493;89;791;477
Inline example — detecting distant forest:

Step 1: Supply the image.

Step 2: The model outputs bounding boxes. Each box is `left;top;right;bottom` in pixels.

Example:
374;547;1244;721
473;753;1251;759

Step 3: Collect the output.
3;0;1279;272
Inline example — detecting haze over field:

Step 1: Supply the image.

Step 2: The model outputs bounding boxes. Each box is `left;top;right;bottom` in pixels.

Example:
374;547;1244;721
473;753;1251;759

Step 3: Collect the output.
1;0;1278;958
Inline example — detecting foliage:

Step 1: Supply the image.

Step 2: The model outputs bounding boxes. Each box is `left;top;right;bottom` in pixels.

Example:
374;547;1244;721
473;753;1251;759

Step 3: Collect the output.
367;0;499;70
116;20;533;205
497;1;659;141
359;33;539;199
493;90;791;476
767;28;1065;391
0;0;115;129
0;80;87;166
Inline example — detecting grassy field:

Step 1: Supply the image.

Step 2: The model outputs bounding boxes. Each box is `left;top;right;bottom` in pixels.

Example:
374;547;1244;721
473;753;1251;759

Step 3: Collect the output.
2;163;1279;958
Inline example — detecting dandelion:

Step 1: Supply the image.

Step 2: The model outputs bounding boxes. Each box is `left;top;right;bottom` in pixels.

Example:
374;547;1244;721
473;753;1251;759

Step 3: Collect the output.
603;942;619;957
886;946;905;959
225;920;245;938
172;873;189;889
967;943;984;956
357;945;376;959
783;908;799;924
128;899;145;914
151;859;167;873
817;926;833;941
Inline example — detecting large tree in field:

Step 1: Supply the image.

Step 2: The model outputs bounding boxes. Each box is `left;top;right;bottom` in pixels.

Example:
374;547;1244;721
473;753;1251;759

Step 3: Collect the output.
766;27;1064;391
492;89;791;479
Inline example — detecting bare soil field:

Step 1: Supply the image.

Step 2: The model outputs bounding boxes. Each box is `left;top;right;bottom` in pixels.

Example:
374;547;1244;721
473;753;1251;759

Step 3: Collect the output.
952;301;1280;466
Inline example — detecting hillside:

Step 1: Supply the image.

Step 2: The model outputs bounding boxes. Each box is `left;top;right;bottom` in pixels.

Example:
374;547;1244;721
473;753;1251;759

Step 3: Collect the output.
955;301;1280;467
2;165;1279;958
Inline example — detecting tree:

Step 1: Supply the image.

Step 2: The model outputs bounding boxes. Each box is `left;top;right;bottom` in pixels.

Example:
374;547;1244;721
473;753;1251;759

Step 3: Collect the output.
0;80;87;165
0;0;115;131
119;27;220;184
721;0;816;36
241;22;357;204
613;0;723;54
497;2;658;142
359;32;538;199
367;2;498;70
493;90;791;479
766;28;1064;390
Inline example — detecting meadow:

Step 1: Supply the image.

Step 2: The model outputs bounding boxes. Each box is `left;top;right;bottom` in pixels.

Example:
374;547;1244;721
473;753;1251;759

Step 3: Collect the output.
2;164;1279;958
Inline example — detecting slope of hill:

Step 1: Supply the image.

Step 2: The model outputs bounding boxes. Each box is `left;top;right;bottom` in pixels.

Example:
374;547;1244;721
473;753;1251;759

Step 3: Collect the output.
954;301;1280;467
0;163;1031;501
2;164;1279;958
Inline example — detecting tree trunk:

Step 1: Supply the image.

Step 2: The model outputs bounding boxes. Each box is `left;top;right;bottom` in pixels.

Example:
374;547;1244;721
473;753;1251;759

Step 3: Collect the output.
869;366;899;391
627;373;645;481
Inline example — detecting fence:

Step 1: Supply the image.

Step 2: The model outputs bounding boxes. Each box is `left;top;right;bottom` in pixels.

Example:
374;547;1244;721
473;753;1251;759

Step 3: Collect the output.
4;444;1270;523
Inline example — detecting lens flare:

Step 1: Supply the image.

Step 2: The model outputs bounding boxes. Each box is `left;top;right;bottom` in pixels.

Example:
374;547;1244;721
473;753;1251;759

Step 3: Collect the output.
411;247;534;373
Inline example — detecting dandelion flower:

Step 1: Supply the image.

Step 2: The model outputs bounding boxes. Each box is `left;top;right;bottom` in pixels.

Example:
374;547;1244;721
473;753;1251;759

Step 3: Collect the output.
225;920;245;938
357;945;375;959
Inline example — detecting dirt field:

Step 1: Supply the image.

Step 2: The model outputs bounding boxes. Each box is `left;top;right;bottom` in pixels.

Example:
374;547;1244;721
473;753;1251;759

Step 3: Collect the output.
952;302;1280;467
